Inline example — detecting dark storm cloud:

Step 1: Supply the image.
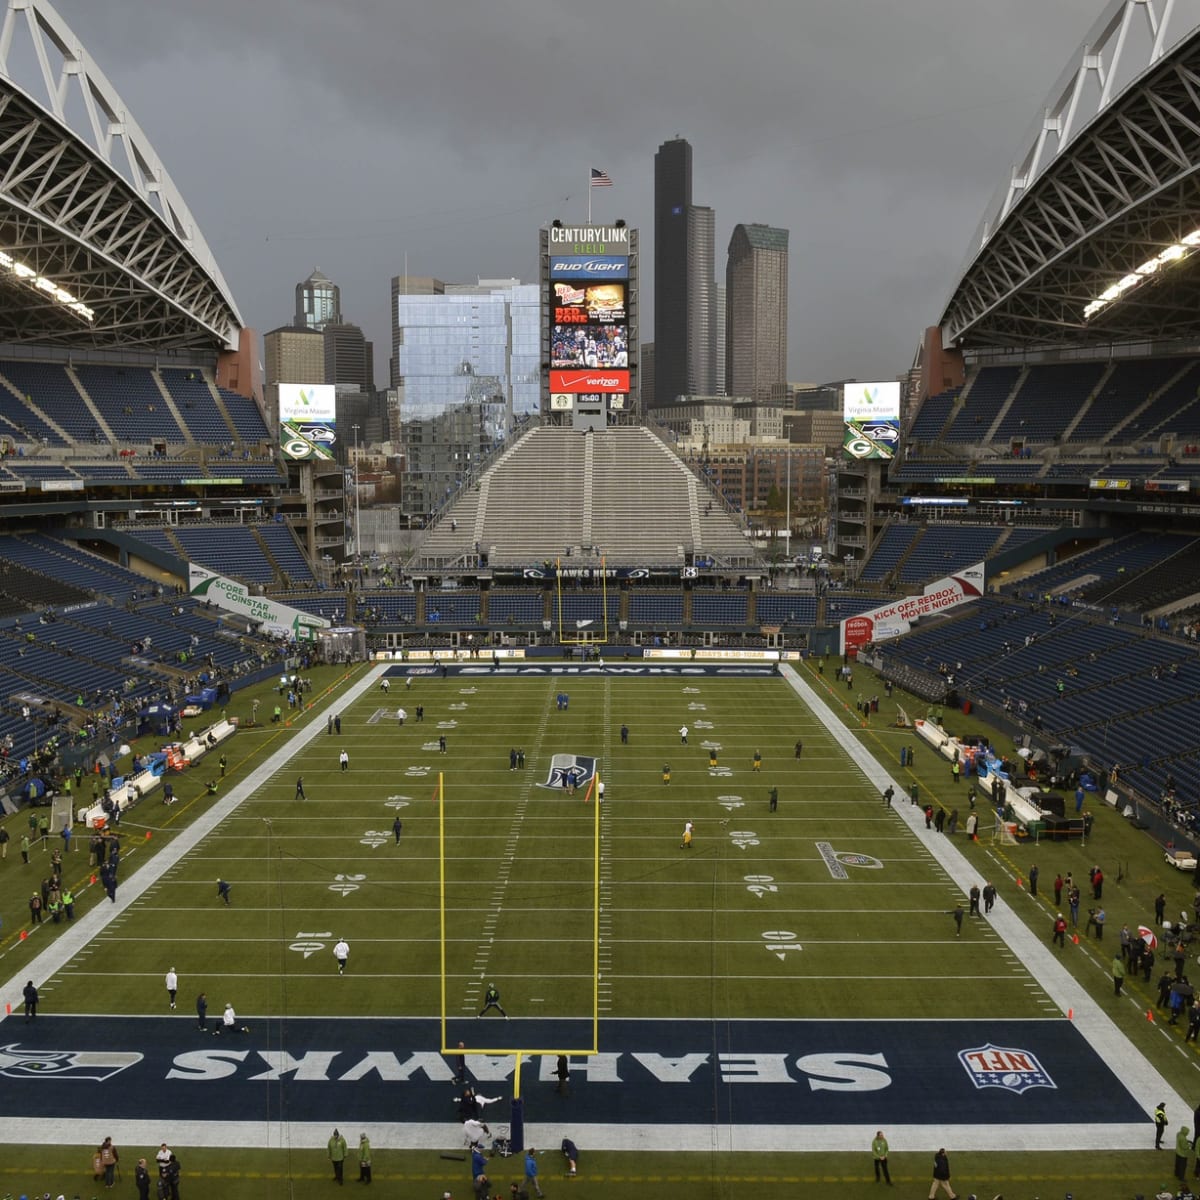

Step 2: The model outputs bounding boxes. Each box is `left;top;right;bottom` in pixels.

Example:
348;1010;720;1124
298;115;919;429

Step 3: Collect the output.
54;0;1104;382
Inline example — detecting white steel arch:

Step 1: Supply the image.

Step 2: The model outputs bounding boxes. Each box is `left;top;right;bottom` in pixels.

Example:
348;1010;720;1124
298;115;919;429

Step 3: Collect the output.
0;0;242;348
971;0;1200;260
941;0;1200;349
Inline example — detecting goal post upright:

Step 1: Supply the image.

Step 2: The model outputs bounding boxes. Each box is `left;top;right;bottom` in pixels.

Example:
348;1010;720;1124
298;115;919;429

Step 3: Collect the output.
438;771;448;1059
593;766;601;1055
555;554;610;645
437;746;601;1161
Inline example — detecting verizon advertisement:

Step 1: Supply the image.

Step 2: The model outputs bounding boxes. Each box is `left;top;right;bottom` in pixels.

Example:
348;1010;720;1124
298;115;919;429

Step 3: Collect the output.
840;562;985;655
550;369;629;393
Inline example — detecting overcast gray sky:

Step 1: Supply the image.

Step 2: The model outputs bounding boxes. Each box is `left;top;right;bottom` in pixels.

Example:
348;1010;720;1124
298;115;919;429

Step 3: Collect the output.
52;0;1103;385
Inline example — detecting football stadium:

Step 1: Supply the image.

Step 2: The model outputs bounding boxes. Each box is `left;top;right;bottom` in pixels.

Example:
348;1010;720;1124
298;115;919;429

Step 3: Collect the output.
7;1;1200;1198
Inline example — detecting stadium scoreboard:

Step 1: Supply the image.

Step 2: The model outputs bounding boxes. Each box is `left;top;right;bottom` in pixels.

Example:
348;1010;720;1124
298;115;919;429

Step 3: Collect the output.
541;224;639;423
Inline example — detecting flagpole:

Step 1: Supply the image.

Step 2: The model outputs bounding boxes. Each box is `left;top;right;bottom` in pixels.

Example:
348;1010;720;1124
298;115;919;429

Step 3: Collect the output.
587;169;592;224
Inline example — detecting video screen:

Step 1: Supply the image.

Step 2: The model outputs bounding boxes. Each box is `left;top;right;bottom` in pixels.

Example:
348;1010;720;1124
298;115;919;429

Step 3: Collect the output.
551;324;629;369
552;281;625;323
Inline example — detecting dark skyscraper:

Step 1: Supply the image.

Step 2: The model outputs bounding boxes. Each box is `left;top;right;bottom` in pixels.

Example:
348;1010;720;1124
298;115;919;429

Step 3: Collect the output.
726;223;789;403
654;138;714;405
323;322;374;390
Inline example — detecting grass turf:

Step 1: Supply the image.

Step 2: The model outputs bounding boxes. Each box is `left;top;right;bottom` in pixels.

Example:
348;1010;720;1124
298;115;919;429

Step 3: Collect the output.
0;656;1196;1199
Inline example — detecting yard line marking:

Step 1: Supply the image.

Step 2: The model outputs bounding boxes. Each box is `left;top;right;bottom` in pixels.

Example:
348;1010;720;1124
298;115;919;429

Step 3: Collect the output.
780;661;1188;1126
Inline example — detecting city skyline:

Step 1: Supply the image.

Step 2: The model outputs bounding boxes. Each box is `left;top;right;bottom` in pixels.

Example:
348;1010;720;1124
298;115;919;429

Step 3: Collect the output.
53;0;1103;386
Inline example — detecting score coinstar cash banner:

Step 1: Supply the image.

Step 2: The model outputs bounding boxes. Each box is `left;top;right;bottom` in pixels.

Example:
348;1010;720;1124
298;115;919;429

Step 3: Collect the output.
840;562;985;655
189;565;330;641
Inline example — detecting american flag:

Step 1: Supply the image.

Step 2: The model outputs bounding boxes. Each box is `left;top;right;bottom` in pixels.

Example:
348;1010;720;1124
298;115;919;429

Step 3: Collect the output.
590;168;613;188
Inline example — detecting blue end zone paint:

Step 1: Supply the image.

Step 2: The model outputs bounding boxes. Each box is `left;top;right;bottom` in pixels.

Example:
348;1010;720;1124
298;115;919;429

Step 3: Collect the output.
380;663;781;679
0;1017;1143;1127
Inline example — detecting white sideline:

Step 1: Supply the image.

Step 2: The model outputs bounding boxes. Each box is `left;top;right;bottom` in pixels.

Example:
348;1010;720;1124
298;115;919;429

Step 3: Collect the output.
0;665;384;1018
0;660;1183;1153
779;661;1189;1151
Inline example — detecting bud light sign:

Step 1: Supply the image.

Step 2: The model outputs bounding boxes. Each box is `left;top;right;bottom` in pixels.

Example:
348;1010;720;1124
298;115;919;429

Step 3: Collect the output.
550;255;629;280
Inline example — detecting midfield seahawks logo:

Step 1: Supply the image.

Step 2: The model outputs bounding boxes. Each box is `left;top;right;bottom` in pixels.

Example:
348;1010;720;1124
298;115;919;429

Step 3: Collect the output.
957;1044;1055;1094
0;1043;142;1081
537;754;597;791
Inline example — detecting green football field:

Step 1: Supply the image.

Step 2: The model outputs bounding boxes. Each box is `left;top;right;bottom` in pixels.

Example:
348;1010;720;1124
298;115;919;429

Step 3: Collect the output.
0;657;1196;1200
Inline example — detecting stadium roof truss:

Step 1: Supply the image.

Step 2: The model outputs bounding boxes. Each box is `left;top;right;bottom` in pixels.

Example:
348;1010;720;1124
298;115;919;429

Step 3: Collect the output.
940;0;1200;350
0;0;242;349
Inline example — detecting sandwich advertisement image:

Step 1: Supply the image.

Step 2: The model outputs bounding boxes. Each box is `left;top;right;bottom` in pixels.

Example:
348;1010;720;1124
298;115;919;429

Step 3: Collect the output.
553;281;626;323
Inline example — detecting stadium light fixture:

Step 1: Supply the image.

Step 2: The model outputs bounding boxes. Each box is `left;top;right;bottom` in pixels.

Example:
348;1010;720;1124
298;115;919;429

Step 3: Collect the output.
0;248;94;322
1084;228;1200;321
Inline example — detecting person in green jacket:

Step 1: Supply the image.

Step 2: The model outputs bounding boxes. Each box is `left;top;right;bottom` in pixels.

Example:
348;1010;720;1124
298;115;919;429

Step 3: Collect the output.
1113;954;1126;996
328;1129;347;1184
872;1130;892;1184
357;1133;372;1183
1177;1125;1192;1181
20;833;30;864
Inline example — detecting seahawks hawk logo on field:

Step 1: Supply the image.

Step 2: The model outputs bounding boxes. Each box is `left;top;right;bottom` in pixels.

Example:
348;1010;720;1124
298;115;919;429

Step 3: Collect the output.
0;1044;143;1081
538;754;597;790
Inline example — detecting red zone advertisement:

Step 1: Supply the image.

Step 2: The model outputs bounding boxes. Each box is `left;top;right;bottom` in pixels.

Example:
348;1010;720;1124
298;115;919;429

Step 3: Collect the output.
840;564;985;655
550;369;629;394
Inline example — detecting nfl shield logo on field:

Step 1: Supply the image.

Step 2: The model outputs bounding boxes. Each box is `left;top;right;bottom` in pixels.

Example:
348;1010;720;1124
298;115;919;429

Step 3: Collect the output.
957;1043;1056;1093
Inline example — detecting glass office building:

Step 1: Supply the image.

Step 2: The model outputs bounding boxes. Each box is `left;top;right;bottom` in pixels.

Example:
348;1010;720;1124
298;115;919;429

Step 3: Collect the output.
394;279;540;515
394;280;541;441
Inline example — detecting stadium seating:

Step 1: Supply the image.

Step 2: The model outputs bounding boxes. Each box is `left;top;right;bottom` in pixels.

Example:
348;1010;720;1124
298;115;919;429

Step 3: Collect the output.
17;534;145;601
898;525;1004;584
75;462;136;482
121;461;202;484
991;362;1108;443
412;427;755;570
859;524;920;582
629;591;685;625
121;527;182;559
209;461;286;483
0;534;142;603
257;523;316;585
487;591;544;624
996;526;1060;557
0;562;90;609
216;387;271;444
1067;357;1191;443
555;591;620;627
0;627;149;705
172;525;274;584
286;590;347;618
891;457;1045;483
942;365;1021;442
424;592;483;626
2;462;84;483
360;594;414;623
754;593;818;625
159;368;234;443
1006;531;1196;598
0;360;85;444
73;365;186;443
1123;359;1200;440
908;388;959;441
690;592;748;626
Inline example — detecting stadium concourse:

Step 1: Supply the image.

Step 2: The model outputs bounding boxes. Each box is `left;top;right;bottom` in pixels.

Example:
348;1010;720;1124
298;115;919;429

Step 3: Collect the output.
0;656;1181;1156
